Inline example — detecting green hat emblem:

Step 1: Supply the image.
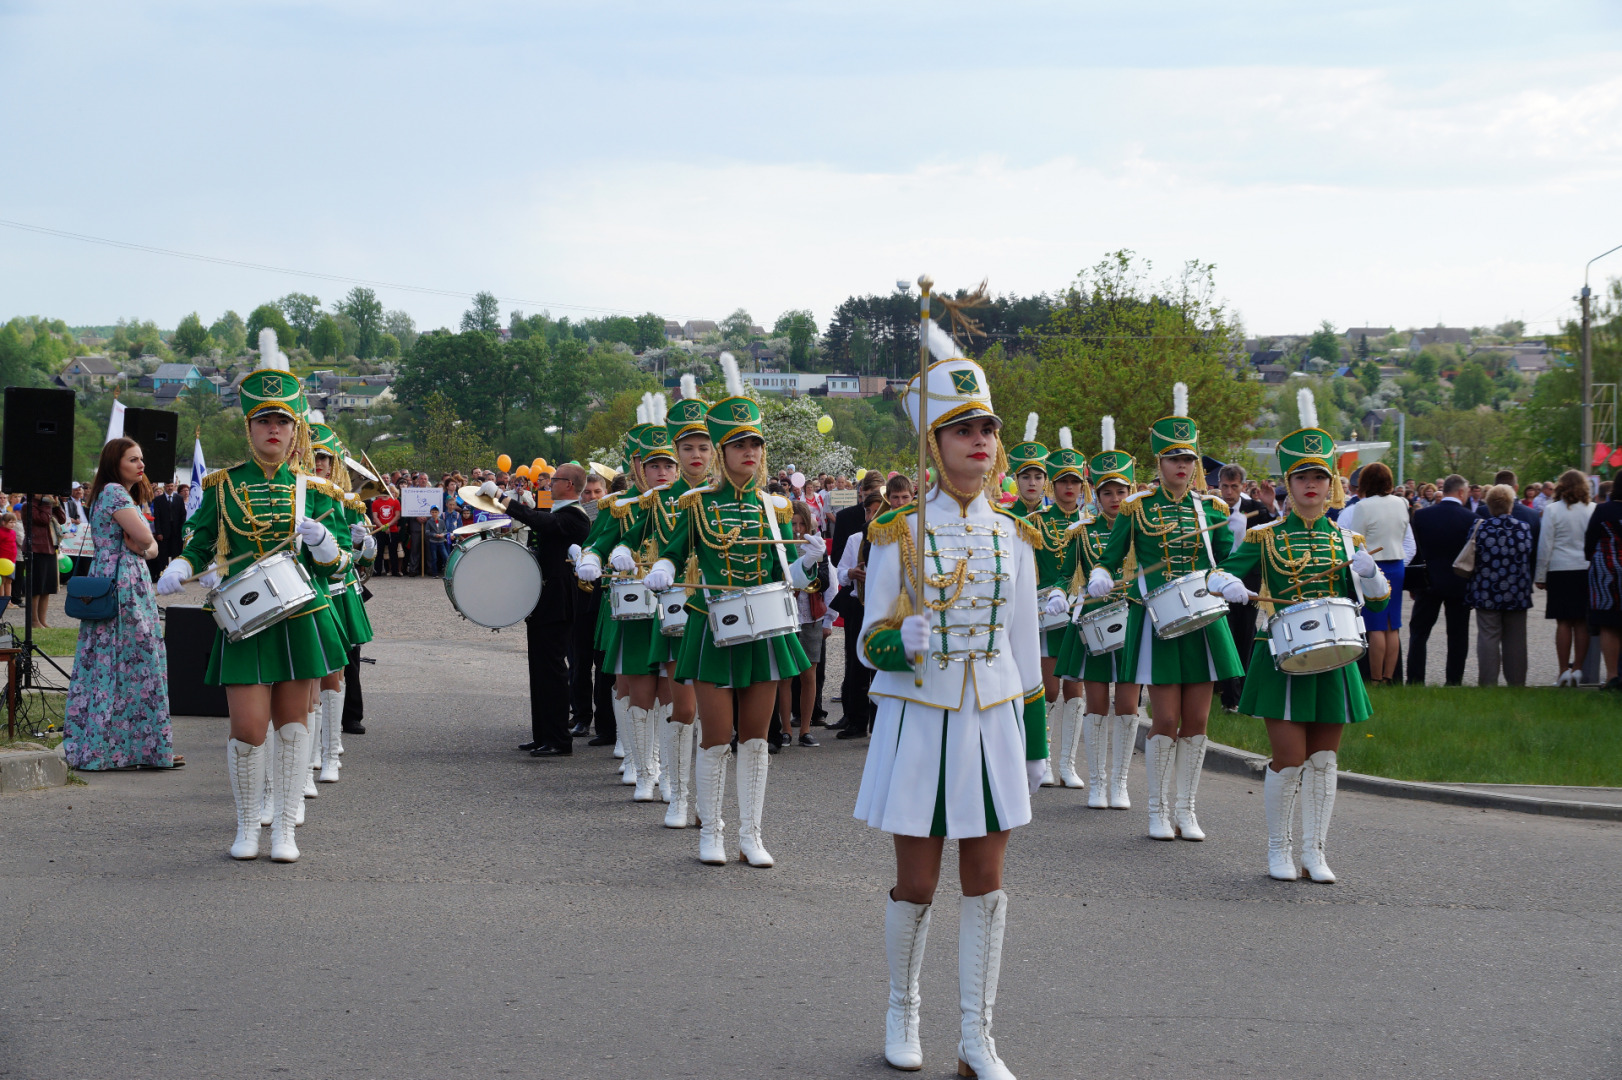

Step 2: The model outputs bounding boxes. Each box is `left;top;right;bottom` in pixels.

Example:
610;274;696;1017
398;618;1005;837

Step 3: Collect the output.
1088;449;1135;487
706;395;764;448
1045;447;1086;482
950;368;980;395
240;368;307;421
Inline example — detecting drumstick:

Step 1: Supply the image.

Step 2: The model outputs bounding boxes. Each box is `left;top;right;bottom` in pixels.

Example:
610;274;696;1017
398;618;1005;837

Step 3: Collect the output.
1286;546;1384;590
1097;510;1259;589
662;580;754;592
178;510;335;584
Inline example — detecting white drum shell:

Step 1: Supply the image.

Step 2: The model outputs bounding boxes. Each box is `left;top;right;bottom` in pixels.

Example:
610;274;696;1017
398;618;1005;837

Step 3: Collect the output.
1076;599;1130;654
609;578;659;621
1144;570;1229;640
706;582;799;647
658;594;690;637
207;550;317;643
443;534;543;629
1268;597;1366;674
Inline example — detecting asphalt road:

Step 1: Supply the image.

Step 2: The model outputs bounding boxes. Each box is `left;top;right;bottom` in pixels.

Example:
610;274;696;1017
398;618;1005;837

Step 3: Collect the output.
2;578;1618;1079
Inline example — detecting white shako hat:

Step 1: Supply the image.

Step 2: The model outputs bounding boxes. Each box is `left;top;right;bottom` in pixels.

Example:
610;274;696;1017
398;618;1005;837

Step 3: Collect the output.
902;320;1000;435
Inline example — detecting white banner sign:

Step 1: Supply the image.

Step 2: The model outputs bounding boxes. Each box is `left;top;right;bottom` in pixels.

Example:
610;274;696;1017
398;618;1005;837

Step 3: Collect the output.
400;486;442;518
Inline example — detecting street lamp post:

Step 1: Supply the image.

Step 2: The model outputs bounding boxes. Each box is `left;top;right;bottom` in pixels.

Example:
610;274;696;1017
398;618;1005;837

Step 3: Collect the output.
1582;244;1622;474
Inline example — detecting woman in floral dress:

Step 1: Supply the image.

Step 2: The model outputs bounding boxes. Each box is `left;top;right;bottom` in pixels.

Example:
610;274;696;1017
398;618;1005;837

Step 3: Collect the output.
63;437;177;770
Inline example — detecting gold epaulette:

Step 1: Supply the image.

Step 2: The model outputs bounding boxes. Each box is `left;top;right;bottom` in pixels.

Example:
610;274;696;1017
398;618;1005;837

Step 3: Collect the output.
305;476;345;501
765;494;793;523
677;486;713;512
866;504;917;546
1204;493;1230;514
1351;531;1366;547
202;468;231;490
1244;518;1285;544
992;505;1042;548
1123;488;1152;504
608;495;638;521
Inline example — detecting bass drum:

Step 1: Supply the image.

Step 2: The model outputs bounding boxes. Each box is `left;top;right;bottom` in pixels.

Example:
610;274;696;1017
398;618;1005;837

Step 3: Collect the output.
443;534;543;629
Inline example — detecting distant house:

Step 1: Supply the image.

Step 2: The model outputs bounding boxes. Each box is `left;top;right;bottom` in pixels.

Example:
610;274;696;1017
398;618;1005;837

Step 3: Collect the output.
1345;327;1394;346
136;374;155;392
1249;349;1286;368
1408;326;1472;351
744;372;825;395
151;363;207;391
664;321;682;340
1255;364;1289;384
333;383;394;412
682;320;718;340
58;355;123;389
824;374;861;397
1360;408;1403;439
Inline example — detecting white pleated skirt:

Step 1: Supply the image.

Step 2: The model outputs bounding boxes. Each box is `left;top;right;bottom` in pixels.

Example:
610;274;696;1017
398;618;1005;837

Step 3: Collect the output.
854;695;1033;839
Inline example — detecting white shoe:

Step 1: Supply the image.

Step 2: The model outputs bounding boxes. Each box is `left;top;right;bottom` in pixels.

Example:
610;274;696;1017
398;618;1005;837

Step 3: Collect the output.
1300;750;1338;883
629;706;658;801
260;724;276;826
656;704;675;804
1083;711;1109;808
1173;734;1208;841
319;688;341;783
1057;698;1086;788
1144;734;1176;840
271;724;307;863
695;743;730;865
957;890;1015;1080
663;721;695;828
1040;702;1058;785
884;894;932;1071
735;738;773;867
227;738;265;860
1264;764;1302;881
1108;714;1135;809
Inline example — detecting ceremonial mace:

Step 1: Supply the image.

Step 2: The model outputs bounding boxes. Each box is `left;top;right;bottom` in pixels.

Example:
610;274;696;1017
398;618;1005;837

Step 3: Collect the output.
913;274;932;688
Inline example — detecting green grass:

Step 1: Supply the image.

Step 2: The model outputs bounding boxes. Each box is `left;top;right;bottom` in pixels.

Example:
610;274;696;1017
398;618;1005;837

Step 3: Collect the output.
1203;685;1622;787
8;626;81;656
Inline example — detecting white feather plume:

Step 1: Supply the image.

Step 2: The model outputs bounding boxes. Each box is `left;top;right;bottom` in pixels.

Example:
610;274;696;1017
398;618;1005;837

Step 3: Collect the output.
1100;415;1115;453
1172;381;1188;418
257;328;290;373
720;352;743;397
652;392;667;419
925;320;964;361
1023;412;1039;443
635;394;650;425
307;409;324;425
1058;426;1073;450
680;373;698;401
1297;387;1318;430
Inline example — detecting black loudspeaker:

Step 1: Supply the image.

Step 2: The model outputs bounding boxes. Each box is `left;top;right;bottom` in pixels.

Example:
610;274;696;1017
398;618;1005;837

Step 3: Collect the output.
2;386;76;494
122;407;179;484
165;605;229;716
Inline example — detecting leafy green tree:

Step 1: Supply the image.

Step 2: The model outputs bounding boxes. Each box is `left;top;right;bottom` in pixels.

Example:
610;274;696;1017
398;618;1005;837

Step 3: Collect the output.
1451;361;1493;410
171;312;209;357
633;313;666;352
1356;333;1370;362
209;310;247;354
246;304;295;353
383;309;418;355
775;310;817;369
310;315;345;360
1306;320;1341;364
1409;350;1438;383
418;391;492;480
542;338;591;458
378;332;401;359
339;287;384;357
461;291;501;333
1416;408;1509;481
1359;360;1381;395
276;293;322;348
720;308;756;347
848;317;873;374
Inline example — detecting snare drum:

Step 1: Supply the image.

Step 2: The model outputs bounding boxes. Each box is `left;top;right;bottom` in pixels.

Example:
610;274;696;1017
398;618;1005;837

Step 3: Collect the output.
1143;570;1229;640
1268;597;1366;674
1039;588;1072;632
707;582;799;647
443;533;543;629
658;593;690;637
1075;599;1130;654
206;550;317;643
609;578;659;621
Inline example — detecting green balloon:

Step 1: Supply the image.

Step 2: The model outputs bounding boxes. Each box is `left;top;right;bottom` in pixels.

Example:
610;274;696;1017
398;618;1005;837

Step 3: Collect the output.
58;554;73;574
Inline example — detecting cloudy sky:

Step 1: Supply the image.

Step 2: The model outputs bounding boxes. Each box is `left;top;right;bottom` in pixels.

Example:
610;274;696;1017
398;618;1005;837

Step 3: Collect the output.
3;1;1620;337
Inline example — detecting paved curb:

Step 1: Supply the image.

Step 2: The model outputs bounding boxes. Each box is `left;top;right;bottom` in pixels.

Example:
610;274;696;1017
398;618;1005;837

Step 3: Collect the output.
1129;718;1622;823
0;747;69;793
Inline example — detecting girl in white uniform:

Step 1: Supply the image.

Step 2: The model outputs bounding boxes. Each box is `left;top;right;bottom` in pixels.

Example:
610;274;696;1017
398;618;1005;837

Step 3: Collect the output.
854;345;1046;1080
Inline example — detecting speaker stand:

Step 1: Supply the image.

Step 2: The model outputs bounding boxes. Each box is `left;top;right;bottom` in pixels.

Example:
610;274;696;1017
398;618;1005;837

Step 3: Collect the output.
8;495;71;739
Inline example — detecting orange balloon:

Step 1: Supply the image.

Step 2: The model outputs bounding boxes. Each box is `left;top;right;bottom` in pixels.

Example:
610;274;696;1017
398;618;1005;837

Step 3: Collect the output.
535;457;547;469
496;454;513;472
515;465;531;479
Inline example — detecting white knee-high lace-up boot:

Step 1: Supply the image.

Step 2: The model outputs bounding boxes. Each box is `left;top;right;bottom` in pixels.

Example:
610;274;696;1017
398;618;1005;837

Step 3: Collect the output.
884;894;932;1071
617;696;637;784
330;683;346;757
656;704;675;804
1083;711;1109;807
735;738;773;867
1300;750;1338;883
303;702;320;799
1172;733;1208;841
1108;714;1135;809
1040;701;1058;786
646;701;664;800
1264;763;1303;881
227;738;266;860
319;688;341;782
260;724;276;826
956;890;1014;1080
628;706;659;801
663;720;695;829
1058;697;1086;788
694;742;730;865
1144;733;1176;840
270;724;308;863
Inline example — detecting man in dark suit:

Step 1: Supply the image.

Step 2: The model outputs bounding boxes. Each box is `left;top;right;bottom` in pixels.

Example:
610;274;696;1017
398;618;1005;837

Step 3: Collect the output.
1476;468;1540;552
1216;467;1276;711
498;463;593;756
1408;473;1476;685
828;473;884;736
569;472;615;744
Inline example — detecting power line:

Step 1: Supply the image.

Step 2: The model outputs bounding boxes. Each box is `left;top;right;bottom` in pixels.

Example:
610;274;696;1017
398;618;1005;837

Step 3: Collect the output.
0;217;674;320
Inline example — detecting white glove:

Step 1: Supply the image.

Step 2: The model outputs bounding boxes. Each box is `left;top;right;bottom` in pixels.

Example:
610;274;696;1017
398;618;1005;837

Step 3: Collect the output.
800;536;824;566
297;517;340;564
900;614;931;654
608;545;637;574
360;534;377;559
197;567;221;590
350;522;370;545
479;480;499;498
1350;549;1378;577
1044;589;1071;617
155;561;189;596
1026;759;1047;796
644;559;676;592
1086;567;1115;599
1207;569;1251;605
576;552;602;583
567;544;582;564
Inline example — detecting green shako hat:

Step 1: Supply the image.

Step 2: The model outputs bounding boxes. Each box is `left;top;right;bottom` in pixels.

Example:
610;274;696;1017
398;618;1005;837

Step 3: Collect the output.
632;392;676;462
1278;387;1337;478
1088;415;1135;487
667;373;710;444
1148;381;1200;458
1044;426;1087;484
706;353;764;448
239;329;307;421
1007;412;1049;475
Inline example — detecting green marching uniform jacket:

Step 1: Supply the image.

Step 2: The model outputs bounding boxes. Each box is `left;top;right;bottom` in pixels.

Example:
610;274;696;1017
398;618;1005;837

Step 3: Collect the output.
637;476;697;667
654;478;812;688
320;488;375;649
1221;512;1389;724
1026;501;1082;658
1053;508;1136;684
1092;487;1244;685
176;460;351;685
580;485;662;676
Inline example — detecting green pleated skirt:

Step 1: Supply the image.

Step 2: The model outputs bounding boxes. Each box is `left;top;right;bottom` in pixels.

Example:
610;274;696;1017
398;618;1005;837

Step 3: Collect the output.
602;614;663;676
205;598;349;685
1237;636;1370;724
673;607;809;688
1116;602;1244;685
1053;622;1137;685
327;581;373;647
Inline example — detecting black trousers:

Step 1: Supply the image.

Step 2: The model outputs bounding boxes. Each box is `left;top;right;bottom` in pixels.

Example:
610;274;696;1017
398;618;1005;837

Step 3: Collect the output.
1220;602;1258;708
569;588;604;732
380;533;401;574
840;608;875;733
1407;590;1470;686
341;645;366;729
526;615;572;751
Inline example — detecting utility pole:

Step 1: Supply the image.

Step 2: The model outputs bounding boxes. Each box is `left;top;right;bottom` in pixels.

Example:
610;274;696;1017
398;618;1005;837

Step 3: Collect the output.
1582;243;1622;475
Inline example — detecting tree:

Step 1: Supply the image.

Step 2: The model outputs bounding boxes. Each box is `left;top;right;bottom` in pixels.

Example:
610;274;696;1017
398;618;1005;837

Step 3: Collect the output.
1451;361;1493;410
418;392;492;480
378;332;401;359
1409;350;1438;383
774;309;817;370
171;312;209;357
720;308;756;347
758;394;857;477
397;329;504;437
339;287;384;358
1358;360;1381;395
383;309;418;356
633;313;666;352
1306;320;1341;365
461;291;501;334
310;315;345;360
541;338;591;458
246;304;295;353
848;317;873;375
277;293;322;348
209;310;248;355
1415;407;1509;481
1356;333;1370;362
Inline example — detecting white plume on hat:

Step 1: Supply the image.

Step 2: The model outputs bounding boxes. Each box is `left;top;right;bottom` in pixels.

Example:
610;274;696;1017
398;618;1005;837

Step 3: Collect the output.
1297;387;1319;430
680;373;698;400
1172;381;1188;418
258;328;290;373
1023;413;1039;443
1100;415;1115;453
720;352;744;397
652;392;667;419
307;409;325;425
925;320;964;361
1058;426;1072;451
635;395;650;425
